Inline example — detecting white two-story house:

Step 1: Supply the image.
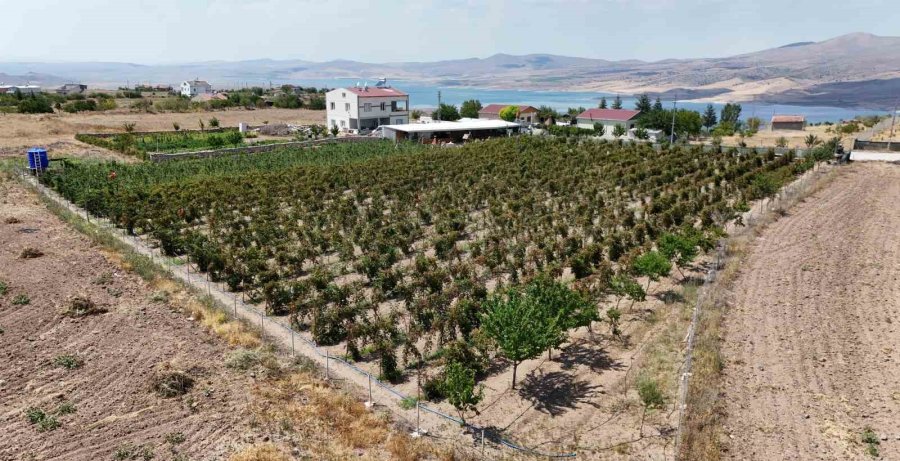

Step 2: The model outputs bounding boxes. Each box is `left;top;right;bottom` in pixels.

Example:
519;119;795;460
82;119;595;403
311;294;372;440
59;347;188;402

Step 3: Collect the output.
181;80;212;97
326;84;409;132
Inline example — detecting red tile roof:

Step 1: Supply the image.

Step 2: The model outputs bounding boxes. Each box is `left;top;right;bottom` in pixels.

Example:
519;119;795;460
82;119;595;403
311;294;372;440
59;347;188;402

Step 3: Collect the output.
479;104;538;114
771;115;806;123
345;86;408;97
576;108;641;121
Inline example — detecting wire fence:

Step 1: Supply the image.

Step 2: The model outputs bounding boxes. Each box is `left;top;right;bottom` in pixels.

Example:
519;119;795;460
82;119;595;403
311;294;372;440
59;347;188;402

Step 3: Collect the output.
671;161;831;457
21;169;577;459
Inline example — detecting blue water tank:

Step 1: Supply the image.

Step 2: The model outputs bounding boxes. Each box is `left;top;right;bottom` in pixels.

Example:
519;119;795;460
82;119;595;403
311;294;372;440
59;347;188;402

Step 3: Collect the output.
27;148;49;171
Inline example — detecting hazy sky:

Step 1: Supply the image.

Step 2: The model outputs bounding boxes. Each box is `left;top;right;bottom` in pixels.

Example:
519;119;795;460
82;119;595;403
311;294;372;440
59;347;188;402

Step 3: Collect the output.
1;0;896;63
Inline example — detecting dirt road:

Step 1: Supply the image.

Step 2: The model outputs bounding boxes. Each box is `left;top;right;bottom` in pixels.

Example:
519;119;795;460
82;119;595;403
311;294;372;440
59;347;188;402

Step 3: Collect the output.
722;162;900;460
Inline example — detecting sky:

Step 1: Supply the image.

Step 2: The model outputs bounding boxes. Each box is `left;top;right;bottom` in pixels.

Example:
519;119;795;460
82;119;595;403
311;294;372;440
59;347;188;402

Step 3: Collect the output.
0;0;897;64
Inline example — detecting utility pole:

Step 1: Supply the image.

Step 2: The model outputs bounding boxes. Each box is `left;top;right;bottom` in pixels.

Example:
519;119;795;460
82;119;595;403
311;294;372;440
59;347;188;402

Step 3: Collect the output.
888;103;899;151
669;95;677;145
437;91;442;122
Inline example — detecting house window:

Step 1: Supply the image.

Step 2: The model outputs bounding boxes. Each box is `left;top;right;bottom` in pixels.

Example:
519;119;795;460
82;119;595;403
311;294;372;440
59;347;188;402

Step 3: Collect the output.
345;103;350;111
330;102;335;110
364;103;371;112
342;92;346;98
340;120;345;127
392;100;408;111
380;102;386;111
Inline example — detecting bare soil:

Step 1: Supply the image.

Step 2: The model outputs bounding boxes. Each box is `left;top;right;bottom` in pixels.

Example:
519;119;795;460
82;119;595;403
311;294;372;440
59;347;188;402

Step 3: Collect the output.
0;176;256;460
0;107;325;159
722;162;900;460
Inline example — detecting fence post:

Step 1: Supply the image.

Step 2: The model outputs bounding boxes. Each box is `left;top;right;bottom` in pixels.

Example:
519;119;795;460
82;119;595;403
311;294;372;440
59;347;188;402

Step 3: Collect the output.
291;328;295;357
365;375;374;408
325;352;330;380
481;428;486;456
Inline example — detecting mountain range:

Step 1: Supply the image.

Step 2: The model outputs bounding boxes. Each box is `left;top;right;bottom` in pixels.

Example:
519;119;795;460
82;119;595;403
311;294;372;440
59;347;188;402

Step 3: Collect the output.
2;32;898;109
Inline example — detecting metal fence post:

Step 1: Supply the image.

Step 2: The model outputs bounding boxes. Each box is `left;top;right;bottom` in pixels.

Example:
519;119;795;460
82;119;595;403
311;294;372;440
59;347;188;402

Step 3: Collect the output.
481;428;486;455
365;375;374;408
291;328;295;357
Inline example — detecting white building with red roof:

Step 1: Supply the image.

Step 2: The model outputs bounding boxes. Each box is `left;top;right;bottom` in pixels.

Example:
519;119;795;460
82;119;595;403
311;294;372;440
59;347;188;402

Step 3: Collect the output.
325;80;409;132
576;108;642;131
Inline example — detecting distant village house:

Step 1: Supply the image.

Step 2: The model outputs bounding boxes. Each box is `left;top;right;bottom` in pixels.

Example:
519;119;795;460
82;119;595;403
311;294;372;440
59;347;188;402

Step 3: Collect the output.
56;83;87;96
576;109;642;131
478;104;539;124
325;80;409;132
0;84;41;96
181;79;212;98
771;115;806;131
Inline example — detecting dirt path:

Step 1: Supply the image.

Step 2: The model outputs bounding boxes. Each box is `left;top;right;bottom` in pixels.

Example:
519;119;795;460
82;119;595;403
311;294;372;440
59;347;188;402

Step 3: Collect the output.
0;175;255;460
722;162;900;460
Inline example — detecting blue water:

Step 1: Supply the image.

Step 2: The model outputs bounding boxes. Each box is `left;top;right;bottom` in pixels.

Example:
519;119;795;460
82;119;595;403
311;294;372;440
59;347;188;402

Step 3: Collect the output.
295;78;887;124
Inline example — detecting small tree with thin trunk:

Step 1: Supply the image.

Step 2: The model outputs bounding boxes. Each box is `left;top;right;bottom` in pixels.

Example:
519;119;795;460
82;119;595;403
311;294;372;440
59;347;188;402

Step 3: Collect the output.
631;251;672;294
481;289;557;389
444;361;483;424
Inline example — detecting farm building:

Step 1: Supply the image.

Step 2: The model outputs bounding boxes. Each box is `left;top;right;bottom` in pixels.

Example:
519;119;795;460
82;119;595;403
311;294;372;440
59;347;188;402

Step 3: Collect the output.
56;83;87;96
478;104;539;124
576;108;641;131
326;80;409;132
0;84;41;95
181;79;212;97
771;115;806;130
379;119;520;143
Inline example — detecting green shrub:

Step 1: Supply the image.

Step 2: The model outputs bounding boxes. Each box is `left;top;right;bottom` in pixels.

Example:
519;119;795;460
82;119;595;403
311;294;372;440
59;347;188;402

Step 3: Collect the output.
54;354;84;369
637;377;665;409
62;99;98;113
12;294;30;305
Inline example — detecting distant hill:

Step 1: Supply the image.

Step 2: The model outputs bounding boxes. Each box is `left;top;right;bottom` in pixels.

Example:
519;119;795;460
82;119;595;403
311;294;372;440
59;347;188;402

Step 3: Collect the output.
2;33;897;108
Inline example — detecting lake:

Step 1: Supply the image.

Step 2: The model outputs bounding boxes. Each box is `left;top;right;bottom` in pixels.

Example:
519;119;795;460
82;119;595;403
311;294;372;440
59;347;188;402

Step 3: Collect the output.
293;78;887;124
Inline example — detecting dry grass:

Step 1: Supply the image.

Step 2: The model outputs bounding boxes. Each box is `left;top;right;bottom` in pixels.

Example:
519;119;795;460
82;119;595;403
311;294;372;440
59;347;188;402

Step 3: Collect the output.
677;165;839;460
229;443;290;461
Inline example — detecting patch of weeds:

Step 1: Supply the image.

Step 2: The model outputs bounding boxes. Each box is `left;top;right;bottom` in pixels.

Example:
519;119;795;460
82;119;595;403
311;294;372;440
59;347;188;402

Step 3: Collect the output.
54;354;84;369
114;444;156;461
25;407;60;432
637;377;665;409
12;294;30;305
56;401;76;415
150;291;169;303
0;280;7;295
149;366;194;398
862;426;880;458
19;247;44;259
62;295;106;317
224;348;261;371
106;286;124;298
93;271;114;285
399;396;419;410
165;431;186;445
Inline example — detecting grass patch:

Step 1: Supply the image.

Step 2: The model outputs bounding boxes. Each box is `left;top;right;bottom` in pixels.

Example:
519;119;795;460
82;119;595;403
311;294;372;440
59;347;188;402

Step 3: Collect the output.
114;443;155;461
61;295;106;317
399;396;419;410
0;280;7;295
149;364;194;398
54;354;84;369
862;426;880;458
56;401;77;415
25;407;60;432
12;293;30;305
165;431;186;445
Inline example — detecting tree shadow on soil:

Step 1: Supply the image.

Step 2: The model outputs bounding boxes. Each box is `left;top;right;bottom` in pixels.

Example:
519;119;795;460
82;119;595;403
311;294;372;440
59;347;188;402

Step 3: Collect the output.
556;341;624;373
517;370;602;417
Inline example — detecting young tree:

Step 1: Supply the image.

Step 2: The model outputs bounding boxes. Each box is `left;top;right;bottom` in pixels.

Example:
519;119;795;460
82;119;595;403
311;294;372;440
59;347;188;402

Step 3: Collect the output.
524;276;597;357
498;105;519;122
481;289;558;389
745;117;762;133
432;103;461;121
459;99;483;119
658;232;699;279
208;117;220;128
598;97;608;109
653;97;663;111
633;127;650;140
804;134;821;148
537;105;558;123
702;104;717;132
172;122;181;131
411;109;423;121
612;124;626;138
775;136;788;148
631;251;672;293
594;122;606;136
444;361;483;424
720;103;742;125
635;93;652;113
609;273;645;310
611;95;623;110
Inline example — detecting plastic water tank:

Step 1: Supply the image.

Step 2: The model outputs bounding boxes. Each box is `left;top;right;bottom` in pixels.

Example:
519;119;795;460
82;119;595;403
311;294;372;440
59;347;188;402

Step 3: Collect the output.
27;147;49;171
